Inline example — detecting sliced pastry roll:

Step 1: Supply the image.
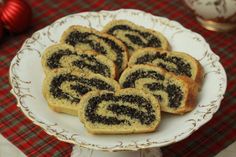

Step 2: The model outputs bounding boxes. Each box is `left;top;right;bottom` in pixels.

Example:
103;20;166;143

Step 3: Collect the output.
43;69;120;116
60;25;128;74
119;65;199;114
78;88;161;134
41;43;117;78
102;20;169;56
129;48;204;85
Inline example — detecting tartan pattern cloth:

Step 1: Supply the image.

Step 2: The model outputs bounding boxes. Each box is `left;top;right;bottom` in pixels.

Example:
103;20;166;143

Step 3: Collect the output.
0;0;235;156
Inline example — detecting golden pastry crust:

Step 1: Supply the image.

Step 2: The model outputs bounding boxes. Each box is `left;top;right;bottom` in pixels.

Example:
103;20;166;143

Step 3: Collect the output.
41;43;117;79
60;25;128;74
128;47;204;88
119;64;199;114
102;20;170;56
42;68;120;116
78;88;161;134
41;19;203;135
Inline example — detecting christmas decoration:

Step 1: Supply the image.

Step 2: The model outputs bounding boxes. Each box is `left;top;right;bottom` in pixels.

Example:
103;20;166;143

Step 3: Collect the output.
0;0;32;33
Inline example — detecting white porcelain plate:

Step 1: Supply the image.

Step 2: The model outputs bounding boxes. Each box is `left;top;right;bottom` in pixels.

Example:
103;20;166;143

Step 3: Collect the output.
9;9;227;151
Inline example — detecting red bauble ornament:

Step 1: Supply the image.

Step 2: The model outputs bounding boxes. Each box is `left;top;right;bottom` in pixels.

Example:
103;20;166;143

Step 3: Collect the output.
0;0;32;33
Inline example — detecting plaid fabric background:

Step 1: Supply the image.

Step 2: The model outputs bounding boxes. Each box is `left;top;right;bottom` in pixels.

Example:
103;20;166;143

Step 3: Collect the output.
0;0;235;156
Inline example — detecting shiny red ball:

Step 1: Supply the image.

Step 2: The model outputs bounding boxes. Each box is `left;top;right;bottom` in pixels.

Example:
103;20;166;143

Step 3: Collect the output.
0;0;32;33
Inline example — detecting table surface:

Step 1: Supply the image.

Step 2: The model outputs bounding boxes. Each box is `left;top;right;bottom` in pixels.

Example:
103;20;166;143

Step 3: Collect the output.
0;0;236;157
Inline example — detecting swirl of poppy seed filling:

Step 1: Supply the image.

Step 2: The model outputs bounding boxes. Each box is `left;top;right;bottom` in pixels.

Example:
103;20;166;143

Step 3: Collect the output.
47;49;76;69
85;93;156;125
64;31;124;73
121;70;183;108
135;52;192;77
144;83;183;108
72;54;111;77
106;25;162;51
46;49;111;77
50;74;115;103
122;70;165;88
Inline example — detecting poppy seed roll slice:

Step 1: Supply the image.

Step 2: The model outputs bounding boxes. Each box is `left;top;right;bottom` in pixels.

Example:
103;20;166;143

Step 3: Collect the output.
43;69;120;116
41;43;117;78
78;88;161;134
103;20;169;56
119;65;199;114
60;25;128;74
129;48;204;86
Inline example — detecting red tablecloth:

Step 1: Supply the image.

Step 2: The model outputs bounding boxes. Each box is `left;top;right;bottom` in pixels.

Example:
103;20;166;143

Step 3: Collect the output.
0;0;236;156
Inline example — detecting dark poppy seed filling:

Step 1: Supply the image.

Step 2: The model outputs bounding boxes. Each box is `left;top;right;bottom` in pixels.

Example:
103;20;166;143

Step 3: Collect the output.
64;31;124;72
122;70;165;88
166;84;183;108
76;77;115;91
70;84;91;95
47;49;76;69
145;83;164;102
144;83;183;108
135;52;192;77
106;25;162;51
145;83;165;91
72;54;111;77
125;34;146;47
107;105;156;125
50;74;115;103
85;93;156;125
121;68;184;108
46;49;112;77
